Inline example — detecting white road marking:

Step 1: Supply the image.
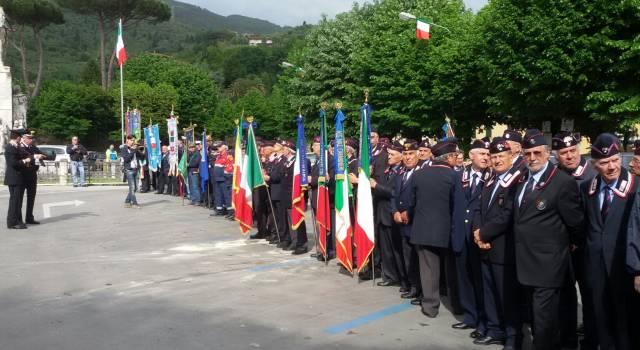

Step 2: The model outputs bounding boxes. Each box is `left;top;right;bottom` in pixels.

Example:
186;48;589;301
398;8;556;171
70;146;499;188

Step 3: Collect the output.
42;200;85;218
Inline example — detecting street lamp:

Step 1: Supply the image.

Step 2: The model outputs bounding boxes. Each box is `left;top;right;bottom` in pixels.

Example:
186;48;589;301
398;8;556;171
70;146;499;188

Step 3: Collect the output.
281;61;305;73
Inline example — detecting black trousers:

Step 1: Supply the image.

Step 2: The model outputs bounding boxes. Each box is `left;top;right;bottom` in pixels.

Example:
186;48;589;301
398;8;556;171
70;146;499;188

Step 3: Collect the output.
417;245;441;316
482;261;521;346
401;233;421;294
378;224;406;286
255;187;270;236
6;184;25;227
274;200;290;243
156;173;169;194
528;286;562;350
455;239;486;332
287;208;307;248
24;180;37;222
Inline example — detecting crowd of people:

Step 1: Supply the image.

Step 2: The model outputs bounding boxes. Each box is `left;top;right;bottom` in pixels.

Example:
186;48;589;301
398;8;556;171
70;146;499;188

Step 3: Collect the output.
4;125;640;350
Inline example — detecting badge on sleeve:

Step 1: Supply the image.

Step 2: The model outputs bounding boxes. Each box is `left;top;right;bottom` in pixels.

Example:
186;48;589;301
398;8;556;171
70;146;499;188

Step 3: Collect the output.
536;199;546;211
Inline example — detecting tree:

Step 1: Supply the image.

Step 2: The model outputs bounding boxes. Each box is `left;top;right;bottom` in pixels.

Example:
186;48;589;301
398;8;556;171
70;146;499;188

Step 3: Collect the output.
1;0;64;97
28;80;114;145
57;0;170;90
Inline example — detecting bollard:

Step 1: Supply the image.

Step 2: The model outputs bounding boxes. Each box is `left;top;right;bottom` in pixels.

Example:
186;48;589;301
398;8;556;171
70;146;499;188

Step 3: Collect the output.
58;159;69;185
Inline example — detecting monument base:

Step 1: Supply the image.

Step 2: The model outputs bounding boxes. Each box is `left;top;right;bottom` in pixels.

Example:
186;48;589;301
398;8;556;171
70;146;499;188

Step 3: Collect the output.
0;65;12;155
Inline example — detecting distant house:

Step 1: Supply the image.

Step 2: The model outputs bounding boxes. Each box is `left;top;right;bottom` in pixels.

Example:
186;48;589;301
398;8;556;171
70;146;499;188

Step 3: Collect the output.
246;35;273;46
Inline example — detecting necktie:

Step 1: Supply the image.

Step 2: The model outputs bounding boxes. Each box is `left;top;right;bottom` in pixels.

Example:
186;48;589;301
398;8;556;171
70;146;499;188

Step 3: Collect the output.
471;173;479;194
601;185;612;220
520;177;535;207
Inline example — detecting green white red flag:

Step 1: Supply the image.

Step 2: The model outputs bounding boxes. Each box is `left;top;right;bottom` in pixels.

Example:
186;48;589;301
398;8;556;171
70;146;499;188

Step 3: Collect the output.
235;121;266;234
334;109;353;273
116;19;127;67
315;109;330;259
231;120;246;232
416;19;430;40
354;103;375;273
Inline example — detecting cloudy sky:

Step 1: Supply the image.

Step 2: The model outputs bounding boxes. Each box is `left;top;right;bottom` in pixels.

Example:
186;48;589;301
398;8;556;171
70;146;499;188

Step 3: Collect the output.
180;0;489;27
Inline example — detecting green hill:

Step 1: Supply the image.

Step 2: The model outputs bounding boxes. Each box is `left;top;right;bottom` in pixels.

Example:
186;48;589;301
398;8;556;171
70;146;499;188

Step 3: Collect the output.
3;0;285;82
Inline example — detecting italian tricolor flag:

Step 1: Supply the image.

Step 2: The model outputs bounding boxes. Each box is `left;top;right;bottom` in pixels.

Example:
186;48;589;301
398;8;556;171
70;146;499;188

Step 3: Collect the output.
416;19;430;40
235;122;266;234
354;104;375;273
116;19;127;67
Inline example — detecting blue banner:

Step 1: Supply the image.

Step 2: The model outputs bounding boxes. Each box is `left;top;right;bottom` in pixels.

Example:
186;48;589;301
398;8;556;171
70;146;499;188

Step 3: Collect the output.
334;109;347;176
360;103;373;167
296;115;308;186
144;125;161;172
199;130;209;192
319;109;327;178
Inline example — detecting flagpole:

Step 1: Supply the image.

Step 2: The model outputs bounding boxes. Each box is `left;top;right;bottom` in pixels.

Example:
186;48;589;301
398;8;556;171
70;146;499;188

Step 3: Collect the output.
365;90;376;287
120;64;125;146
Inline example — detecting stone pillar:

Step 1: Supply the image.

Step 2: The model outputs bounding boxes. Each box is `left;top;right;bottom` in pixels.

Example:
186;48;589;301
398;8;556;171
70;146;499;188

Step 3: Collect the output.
0;65;11;155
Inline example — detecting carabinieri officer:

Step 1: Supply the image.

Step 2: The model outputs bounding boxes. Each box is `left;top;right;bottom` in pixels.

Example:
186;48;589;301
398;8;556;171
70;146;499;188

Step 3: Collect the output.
4;128;29;229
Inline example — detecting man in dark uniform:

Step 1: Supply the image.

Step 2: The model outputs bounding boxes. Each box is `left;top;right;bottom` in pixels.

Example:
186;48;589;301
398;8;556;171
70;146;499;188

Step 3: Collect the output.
250;141;270;239
582;133;639;350
503;130;526;172
407;138;459;318
372;141;406;287
138;140;150;193
552;131;597;349
268;141;293;248
20;131;47;225
264;141;283;244
514;129;583;350
156;145;171;194
309;136;336;260
4;129;29;229
391;140;421;301
451;139;491;336
187;143;201;205
472;138;523;349
417;139;433;169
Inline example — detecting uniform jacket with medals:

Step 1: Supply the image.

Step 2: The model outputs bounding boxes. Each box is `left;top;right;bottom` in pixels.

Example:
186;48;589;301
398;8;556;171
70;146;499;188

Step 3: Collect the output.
514;162;584;288
452;165;492;254
473;166;522;265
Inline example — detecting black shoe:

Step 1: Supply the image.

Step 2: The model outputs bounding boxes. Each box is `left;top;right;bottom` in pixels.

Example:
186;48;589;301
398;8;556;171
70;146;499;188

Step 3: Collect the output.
26;220;40;225
452;322;473;330
410;298;421;306
420;308;438;318
377;281;398;287
8;224;27;229
292;246;308;255
283;244;296;251
310;252;320;258
339;266;353;276
469;330;484;339
401;291;418;299
399;286;410;293
276;241;290;249
473;336;504;346
250;233;265;240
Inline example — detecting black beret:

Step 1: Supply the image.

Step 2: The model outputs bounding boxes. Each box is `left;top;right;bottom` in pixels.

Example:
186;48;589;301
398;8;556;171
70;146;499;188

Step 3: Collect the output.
418;139;431;149
490;137;511;154
471;139;490;150
432;139;459;157
388;141;403;153
590;133;620;160
346;138;358;151
551;132;579;150
503;130;523;144
402;140;418;151
10;128;27;136
522;129;547;149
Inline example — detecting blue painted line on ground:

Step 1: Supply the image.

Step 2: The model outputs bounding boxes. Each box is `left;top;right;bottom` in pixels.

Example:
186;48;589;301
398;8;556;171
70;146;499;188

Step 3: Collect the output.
323;302;413;334
247;258;314;272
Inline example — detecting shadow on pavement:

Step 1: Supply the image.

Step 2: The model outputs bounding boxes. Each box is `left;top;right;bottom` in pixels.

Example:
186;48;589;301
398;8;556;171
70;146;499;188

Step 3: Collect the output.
40;212;98;224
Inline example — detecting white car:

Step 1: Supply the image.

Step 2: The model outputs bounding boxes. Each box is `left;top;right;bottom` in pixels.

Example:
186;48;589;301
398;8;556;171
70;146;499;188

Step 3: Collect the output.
37;145;70;162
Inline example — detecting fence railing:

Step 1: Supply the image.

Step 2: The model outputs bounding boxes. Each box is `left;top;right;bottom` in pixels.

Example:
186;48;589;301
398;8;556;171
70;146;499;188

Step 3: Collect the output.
0;160;127;185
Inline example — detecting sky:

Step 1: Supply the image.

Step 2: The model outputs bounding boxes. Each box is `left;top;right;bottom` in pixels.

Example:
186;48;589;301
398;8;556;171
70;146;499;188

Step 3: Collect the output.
180;0;489;27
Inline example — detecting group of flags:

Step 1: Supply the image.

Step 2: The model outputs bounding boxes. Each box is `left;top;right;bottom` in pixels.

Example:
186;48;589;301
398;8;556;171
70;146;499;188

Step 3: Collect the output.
227;105;377;276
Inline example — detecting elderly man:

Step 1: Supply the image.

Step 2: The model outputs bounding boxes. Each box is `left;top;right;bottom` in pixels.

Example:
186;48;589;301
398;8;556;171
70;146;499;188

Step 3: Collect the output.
407;139;459;318
417;139;433;169
20;131;47;225
552;131;597;349
582;133;640;350
514;129;583;350
452;139;492;337
503;130;525;171
629;140;640;176
472;138;523;349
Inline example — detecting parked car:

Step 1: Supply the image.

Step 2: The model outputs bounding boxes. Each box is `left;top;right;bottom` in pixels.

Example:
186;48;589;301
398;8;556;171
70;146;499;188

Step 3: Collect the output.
37;145;70;162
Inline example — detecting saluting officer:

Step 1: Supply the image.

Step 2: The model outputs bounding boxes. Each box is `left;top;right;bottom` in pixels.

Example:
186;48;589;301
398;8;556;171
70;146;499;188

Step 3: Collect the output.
582;133;640;350
472;138;523;349
552;131;597;349
4;129;30;229
408;138;460;318
21;131;47;225
513;129;583;350
451;139;492;337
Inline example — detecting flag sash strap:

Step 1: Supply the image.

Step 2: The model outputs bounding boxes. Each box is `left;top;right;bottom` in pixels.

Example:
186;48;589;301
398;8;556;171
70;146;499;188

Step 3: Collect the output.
355;103;375;273
334;109;353;272
316;109;329;257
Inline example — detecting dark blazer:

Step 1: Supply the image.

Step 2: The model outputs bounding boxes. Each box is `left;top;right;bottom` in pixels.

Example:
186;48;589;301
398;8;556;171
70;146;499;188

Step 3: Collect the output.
3;142;27;186
408;161;457;248
160;153;170;175
66;144;87;161
188;152;201;173
626;190;640;275
452;166;492;253
268;155;286;202
559;157;596;186
473;168;522;264
513;162;584;288
373;165;401;227
20;143;45;183
391;166;417;237
581;168;638;279
310;154;335;210
371;147;388;181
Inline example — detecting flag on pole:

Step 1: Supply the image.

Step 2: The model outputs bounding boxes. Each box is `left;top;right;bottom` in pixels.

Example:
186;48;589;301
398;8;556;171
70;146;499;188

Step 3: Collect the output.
291;115;308;230
416;18;430;40
354;103;375;273
442;117;455;139
199;130;209;193
178;149;189;191
316;109;330;259
231;119;244;226
235;120;266;234
334;109;353;273
116;19;127;67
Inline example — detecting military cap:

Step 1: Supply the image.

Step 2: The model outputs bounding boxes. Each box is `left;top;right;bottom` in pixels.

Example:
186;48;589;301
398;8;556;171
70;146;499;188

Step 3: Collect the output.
10;128;27;137
22;130;36;139
503;129;523;144
432;139;459;157
551;132;579;150
490;137;511;154
522;129;547;149
346;138;358;151
471;139;490;150
402;139;418;151
590;133;620;160
388;141;403;153
419;139;431;149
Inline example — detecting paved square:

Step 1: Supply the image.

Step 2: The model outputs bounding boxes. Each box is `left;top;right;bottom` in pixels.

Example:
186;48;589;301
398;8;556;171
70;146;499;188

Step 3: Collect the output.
0;186;510;350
